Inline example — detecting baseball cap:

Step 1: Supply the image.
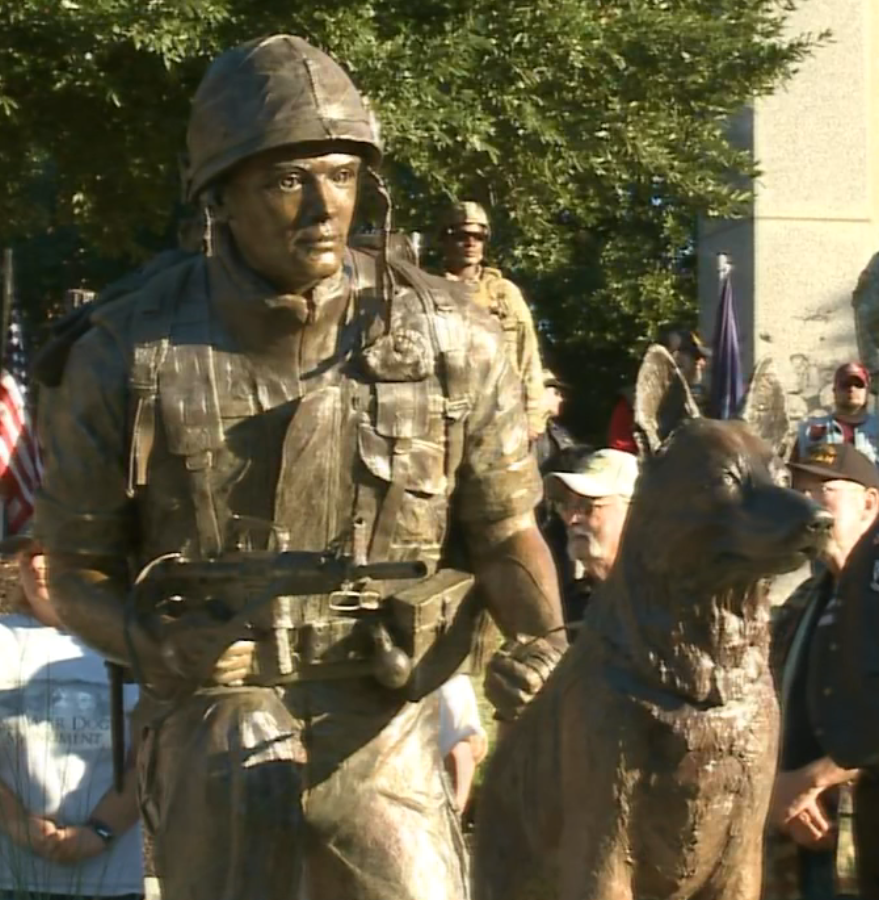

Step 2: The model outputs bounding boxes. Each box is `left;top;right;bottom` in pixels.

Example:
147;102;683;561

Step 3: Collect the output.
789;443;879;490
546;448;639;499
834;362;870;389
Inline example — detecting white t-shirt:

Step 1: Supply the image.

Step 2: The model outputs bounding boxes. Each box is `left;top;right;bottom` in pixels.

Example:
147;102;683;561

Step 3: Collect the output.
0;614;143;896
437;674;486;758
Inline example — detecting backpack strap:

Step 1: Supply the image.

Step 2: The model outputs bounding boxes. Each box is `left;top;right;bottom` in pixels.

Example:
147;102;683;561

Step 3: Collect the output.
102;285;175;500
387;259;471;481
111;260;224;558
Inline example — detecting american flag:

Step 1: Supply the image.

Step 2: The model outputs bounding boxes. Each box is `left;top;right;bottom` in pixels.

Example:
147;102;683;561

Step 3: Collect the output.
5;305;29;400
0;305;40;535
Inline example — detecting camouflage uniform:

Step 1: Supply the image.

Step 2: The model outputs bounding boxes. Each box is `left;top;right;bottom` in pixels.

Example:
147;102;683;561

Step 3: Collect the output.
35;36;544;900
440;204;545;436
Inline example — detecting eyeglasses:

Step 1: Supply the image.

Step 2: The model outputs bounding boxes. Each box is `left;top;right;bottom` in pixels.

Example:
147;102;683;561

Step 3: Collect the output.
797;480;866;498
556;496;623;517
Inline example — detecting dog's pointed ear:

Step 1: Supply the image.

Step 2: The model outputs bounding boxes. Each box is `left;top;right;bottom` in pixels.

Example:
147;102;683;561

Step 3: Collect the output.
738;357;791;458
634;344;701;455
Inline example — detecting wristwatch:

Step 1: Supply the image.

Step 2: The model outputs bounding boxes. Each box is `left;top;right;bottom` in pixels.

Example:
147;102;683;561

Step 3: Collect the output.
85;817;115;846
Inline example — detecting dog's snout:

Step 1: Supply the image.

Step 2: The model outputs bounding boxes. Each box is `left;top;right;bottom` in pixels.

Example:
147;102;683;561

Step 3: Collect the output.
806;508;834;538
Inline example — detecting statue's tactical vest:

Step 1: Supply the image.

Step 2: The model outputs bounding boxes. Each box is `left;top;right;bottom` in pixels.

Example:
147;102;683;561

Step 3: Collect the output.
477;267;525;377
98;253;474;594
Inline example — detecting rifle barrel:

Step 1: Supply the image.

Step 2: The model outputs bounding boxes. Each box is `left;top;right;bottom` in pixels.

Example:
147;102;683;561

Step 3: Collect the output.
151;553;427;587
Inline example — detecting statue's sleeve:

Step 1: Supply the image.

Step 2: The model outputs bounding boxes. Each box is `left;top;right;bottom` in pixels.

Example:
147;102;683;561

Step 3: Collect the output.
454;318;542;524
35;325;135;557
504;280;545;434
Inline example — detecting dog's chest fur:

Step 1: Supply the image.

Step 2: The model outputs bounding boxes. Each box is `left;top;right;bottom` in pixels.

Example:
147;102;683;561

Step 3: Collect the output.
617;660;779;893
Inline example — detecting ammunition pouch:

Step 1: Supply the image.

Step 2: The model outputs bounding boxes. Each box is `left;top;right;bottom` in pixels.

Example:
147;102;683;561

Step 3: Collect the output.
155;568;482;701
386;568;481;699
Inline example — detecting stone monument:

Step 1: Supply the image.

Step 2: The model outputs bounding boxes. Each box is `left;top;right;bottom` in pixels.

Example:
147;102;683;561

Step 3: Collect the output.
698;0;879;422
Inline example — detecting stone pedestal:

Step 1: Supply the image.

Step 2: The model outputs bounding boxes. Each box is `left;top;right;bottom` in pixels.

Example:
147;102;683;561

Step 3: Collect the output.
699;0;879;423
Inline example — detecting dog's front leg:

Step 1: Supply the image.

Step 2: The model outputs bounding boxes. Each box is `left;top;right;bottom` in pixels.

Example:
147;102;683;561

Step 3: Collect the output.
558;807;633;900
692;839;764;900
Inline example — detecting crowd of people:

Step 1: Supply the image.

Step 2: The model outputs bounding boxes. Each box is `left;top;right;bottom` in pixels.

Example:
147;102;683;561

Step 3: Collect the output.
2;30;878;900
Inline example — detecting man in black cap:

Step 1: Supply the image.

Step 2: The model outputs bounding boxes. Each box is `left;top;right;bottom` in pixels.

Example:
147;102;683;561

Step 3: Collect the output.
534;369;575;473
765;443;879;900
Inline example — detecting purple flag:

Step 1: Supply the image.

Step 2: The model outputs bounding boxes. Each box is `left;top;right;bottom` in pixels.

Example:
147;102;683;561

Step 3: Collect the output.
709;271;744;419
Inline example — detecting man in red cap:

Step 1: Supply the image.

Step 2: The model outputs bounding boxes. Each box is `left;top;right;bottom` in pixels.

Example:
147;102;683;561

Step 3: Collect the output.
794;361;879;465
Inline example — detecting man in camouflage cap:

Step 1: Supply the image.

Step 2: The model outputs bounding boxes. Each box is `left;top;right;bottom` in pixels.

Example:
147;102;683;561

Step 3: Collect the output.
439;201;546;440
34;35;565;900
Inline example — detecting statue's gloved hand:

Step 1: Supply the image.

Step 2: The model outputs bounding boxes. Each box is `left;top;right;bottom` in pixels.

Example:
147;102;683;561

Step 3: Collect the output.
484;635;564;723
155;612;257;688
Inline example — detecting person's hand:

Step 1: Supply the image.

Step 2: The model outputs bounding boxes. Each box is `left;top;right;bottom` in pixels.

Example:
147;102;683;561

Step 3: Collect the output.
40;824;107;864
6;813;60;855
484;636;564;723
785;803;835;850
209;639;257;686
156;613;257;687
769;766;824;829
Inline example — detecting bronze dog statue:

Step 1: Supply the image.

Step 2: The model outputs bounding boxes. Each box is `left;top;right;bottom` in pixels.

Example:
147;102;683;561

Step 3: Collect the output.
474;348;832;900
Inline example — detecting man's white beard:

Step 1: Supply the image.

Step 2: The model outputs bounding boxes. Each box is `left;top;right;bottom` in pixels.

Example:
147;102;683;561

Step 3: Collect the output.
567;531;605;576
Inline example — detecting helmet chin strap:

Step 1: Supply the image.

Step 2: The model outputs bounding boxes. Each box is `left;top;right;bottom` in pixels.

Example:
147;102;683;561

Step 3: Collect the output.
196;185;222;258
364;166;397;335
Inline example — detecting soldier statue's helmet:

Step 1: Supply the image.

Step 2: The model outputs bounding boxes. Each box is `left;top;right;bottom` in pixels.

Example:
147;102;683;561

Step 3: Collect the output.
440;201;491;239
185;35;383;201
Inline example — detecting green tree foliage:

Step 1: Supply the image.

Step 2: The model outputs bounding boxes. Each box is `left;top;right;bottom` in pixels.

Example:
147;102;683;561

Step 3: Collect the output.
0;0;821;436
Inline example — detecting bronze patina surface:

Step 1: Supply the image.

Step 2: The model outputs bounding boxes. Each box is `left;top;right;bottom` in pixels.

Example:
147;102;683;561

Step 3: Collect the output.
474;348;831;900
34;34;565;900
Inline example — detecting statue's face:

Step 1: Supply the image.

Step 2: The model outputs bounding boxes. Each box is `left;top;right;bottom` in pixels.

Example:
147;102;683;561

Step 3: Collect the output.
442;225;487;271
218;146;361;294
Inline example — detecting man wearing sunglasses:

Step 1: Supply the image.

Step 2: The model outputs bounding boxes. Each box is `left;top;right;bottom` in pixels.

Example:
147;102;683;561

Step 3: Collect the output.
439;201;546;441
794;361;879;465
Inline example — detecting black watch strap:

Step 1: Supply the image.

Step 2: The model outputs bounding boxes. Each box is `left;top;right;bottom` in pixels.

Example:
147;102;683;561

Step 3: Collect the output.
86;817;115;846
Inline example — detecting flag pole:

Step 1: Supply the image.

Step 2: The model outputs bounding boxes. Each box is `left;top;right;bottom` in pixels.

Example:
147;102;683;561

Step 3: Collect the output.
1;248;12;373
718;251;732;284
0;249;11;540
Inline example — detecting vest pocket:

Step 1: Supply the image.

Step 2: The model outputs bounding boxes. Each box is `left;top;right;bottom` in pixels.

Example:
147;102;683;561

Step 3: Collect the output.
358;423;446;496
374;380;431;438
358;421;448;552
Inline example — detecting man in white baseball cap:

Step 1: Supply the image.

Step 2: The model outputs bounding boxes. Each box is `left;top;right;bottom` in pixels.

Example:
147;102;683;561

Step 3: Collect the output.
545;448;639;630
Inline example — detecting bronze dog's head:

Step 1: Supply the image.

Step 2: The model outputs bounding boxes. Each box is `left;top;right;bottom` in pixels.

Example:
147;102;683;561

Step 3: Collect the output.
628;418;831;590
593;348;832;703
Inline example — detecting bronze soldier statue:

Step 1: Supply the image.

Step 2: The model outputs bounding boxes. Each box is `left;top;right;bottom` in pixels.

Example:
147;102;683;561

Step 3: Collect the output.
34;35;565;900
439;202;546;441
